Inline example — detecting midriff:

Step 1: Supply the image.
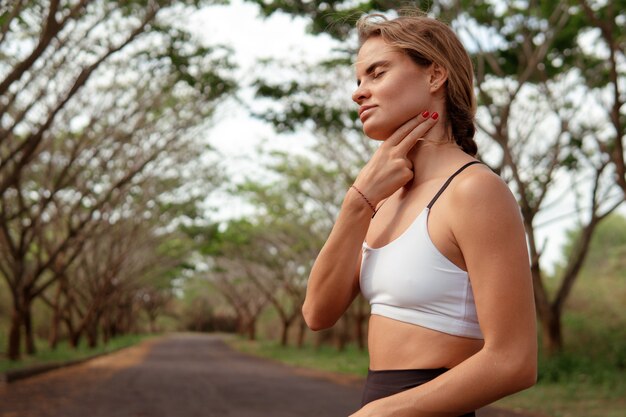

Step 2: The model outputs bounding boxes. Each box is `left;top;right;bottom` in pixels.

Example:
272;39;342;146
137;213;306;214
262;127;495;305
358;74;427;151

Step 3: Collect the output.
367;314;484;370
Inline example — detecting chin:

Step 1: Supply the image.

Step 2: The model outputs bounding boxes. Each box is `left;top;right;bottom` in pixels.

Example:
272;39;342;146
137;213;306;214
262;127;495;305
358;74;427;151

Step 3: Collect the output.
363;115;412;141
363;124;392;141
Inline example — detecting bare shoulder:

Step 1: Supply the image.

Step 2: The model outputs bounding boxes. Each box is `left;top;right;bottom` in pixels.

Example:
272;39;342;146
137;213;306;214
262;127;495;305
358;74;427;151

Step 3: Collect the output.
447;163;526;252
451;164;519;216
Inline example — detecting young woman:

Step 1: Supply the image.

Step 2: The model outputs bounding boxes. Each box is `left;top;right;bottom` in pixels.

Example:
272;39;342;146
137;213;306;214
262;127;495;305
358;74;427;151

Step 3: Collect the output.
302;12;537;417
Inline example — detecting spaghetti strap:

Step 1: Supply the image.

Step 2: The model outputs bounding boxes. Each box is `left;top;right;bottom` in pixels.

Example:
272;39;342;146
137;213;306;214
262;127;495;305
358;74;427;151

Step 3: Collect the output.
427;161;481;209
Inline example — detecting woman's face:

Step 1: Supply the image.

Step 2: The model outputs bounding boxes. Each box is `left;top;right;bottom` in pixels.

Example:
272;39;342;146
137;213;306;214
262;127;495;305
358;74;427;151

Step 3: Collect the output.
352;37;432;140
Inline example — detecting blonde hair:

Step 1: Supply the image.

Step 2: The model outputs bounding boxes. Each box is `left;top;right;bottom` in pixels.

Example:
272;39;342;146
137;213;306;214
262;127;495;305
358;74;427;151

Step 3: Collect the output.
356;12;478;156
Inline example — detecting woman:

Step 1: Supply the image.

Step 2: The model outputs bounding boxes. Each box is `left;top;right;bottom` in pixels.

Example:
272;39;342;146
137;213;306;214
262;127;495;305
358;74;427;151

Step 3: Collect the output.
302;11;537;417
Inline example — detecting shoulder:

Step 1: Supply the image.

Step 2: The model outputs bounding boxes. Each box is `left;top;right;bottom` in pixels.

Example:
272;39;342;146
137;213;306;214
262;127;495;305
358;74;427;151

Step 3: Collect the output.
450;163;519;216
446;163;525;245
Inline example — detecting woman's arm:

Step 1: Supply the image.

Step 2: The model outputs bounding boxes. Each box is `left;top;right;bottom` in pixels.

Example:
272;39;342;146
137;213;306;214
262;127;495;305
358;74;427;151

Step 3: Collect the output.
351;168;537;416
302;113;439;330
301;190;373;330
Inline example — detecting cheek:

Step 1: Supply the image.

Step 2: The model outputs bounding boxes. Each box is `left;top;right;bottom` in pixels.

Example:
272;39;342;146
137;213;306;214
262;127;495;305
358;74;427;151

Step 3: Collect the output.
362;82;427;139
396;85;428;115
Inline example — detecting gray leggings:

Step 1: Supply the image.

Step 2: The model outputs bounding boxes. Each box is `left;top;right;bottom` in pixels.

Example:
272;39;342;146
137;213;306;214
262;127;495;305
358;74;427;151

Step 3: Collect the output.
361;368;476;416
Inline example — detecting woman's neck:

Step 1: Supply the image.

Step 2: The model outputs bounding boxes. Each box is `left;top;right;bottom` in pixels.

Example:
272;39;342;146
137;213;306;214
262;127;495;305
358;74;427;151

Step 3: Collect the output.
406;138;466;187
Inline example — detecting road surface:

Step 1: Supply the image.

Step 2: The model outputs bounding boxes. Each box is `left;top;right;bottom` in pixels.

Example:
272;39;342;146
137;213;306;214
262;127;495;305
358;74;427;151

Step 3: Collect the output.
0;333;540;417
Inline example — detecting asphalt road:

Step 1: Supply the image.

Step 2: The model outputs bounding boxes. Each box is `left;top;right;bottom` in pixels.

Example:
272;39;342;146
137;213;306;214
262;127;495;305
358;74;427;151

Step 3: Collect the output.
0;333;540;417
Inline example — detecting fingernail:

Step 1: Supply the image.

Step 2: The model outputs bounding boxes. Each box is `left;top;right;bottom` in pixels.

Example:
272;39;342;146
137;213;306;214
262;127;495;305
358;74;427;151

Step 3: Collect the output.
431;112;439;120
422;110;429;118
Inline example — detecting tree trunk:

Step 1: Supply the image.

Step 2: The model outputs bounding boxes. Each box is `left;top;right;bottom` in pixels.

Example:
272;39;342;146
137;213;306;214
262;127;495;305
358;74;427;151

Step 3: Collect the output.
247;319;257;341
8;308;22;360
103;328;110;344
541;306;563;355
70;332;81;348
530;254;564;354
149;314;157;333
296;318;306;349
66;318;81;349
48;282;64;349
87;324;98;348
48;318;59;350
48;307;61;350
336;318;349;352
24;304;36;355
279;317;294;347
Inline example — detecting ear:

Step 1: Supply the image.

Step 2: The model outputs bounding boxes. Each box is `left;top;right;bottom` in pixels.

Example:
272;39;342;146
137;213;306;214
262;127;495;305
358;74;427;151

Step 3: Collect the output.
429;63;448;93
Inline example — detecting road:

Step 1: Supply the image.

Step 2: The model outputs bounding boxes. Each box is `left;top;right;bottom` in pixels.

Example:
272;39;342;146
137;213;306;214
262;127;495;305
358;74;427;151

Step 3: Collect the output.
0;333;540;417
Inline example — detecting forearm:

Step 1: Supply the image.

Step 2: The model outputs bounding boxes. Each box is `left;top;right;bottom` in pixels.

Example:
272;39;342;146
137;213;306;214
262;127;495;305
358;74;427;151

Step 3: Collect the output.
364;347;536;416
302;188;373;330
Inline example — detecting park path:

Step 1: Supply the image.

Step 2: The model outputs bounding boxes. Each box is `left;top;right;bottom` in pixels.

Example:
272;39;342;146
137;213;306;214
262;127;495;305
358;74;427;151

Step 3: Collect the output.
0;333;540;417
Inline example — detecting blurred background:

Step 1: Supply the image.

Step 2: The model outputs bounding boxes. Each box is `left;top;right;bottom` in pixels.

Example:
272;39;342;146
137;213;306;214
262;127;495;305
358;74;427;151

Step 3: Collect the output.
0;1;624;416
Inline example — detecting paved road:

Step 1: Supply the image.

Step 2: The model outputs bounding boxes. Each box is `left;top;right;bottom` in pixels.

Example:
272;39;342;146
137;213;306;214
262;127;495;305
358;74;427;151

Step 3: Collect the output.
0;333;539;417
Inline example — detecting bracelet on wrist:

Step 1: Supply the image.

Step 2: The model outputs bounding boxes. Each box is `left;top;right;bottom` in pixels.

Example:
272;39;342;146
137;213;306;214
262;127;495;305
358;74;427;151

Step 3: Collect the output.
350;185;377;218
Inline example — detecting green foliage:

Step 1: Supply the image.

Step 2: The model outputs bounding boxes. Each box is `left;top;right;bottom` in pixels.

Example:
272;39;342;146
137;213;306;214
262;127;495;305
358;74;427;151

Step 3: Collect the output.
460;0;586;80
498;291;626;416
0;0;236;360
558;214;626;279
246;0;411;40
538;321;626;386
228;336;369;376
142;24;237;103
251;59;357;134
0;334;153;373
109;0;229;15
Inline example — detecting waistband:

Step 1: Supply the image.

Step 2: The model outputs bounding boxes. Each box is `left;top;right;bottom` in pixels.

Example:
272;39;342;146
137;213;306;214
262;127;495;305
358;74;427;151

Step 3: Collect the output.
365;368;449;387
361;368;476;416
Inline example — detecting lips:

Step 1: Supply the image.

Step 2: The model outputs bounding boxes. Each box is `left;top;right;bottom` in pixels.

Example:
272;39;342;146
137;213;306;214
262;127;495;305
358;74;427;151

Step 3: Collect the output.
358;105;377;122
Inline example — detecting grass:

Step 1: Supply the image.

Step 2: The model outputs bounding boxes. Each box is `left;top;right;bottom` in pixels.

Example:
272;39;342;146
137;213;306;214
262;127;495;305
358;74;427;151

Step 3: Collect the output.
0;334;152;373
229;335;625;417
492;314;626;417
494;381;626;417
229;337;370;377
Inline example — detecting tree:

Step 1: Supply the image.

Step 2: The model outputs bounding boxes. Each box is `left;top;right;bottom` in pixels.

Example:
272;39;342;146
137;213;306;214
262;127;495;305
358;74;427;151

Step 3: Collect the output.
243;0;625;352
214;138;374;348
454;0;624;353
576;1;626;194
560;214;626;279
0;0;235;359
235;167;330;346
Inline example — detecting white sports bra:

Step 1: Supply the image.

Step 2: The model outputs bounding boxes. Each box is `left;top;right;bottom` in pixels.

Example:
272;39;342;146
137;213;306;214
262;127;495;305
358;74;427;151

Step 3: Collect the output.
359;161;483;339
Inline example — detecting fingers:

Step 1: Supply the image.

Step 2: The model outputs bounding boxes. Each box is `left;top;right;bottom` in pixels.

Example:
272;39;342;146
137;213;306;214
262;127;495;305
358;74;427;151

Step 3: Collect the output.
394;111;439;154
384;111;439;149
383;111;431;147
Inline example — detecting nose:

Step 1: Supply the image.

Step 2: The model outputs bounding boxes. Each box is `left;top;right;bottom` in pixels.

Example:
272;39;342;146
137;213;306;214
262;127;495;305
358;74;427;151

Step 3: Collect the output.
352;83;370;104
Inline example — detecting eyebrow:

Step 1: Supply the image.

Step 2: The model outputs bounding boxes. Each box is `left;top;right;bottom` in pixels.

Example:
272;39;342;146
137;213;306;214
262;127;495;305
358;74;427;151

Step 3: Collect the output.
356;60;392;85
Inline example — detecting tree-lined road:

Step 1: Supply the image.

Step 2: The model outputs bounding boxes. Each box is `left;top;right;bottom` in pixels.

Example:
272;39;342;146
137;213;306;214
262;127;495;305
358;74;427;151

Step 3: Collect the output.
0;334;538;417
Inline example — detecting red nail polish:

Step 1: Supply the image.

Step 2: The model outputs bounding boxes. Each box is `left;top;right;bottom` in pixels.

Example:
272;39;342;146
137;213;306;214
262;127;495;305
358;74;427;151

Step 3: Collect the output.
431;112;439;120
422;110;429;118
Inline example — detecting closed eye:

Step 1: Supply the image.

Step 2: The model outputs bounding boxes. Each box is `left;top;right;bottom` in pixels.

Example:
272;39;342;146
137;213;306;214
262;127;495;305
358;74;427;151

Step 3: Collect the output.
356;60;392;86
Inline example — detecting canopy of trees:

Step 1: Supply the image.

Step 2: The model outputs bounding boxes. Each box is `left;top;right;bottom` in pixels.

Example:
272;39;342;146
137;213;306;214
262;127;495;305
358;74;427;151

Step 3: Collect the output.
0;0;234;360
201;0;625;354
1;0;624;361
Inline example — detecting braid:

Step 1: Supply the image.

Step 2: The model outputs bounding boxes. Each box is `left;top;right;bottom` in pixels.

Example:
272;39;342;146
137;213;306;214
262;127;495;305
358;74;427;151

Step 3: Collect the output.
447;99;477;156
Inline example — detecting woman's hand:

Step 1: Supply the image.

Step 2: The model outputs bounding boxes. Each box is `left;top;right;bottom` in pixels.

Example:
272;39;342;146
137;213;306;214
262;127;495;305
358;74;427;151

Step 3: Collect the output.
353;111;439;206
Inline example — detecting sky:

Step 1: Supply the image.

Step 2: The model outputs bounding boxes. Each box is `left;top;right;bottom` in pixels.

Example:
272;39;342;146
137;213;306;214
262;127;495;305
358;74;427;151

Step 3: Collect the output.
186;0;339;157
183;0;342;221
182;0;613;272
